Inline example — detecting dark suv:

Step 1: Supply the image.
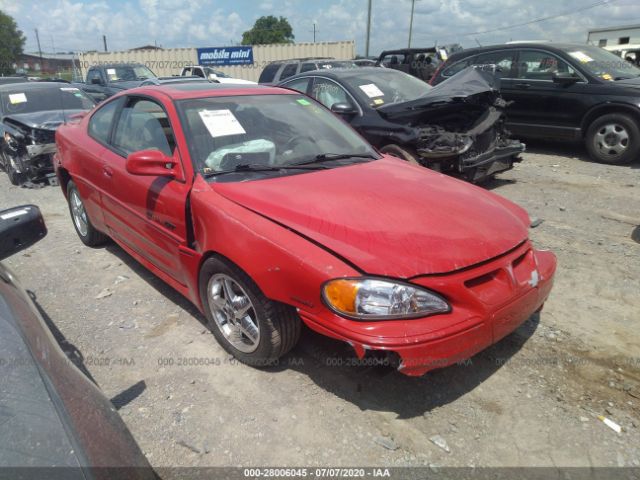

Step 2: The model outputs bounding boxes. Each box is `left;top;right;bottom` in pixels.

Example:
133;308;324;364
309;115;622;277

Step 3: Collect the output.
258;58;357;84
431;43;640;164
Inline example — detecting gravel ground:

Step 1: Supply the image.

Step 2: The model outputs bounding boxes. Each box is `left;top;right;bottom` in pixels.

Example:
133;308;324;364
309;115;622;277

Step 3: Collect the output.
1;142;640;470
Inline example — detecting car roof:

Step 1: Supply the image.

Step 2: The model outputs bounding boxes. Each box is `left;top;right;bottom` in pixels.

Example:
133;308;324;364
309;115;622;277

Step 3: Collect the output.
267;57;335;65
448;42;595;60
282;66;398;81
0;81;73;92
129;82;293;100
91;63;146;68
379;47;437;56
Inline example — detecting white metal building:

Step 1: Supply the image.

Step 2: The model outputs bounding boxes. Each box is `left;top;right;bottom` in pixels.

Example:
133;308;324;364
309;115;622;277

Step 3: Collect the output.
586;24;640;48
78;41;356;82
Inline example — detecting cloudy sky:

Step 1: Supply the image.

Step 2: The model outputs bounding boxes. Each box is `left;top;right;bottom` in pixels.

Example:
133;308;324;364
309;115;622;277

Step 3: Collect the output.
1;0;639;55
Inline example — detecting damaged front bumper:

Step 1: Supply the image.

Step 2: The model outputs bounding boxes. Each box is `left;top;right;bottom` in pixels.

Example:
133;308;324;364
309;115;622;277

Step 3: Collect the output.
459;140;525;182
416;106;526;183
26;143;57;158
297;241;556;377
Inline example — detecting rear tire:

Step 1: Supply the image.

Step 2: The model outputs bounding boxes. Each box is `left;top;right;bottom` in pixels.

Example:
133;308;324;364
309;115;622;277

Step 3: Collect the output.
199;256;301;367
66;180;107;246
380;144;422;166
585;113;640;165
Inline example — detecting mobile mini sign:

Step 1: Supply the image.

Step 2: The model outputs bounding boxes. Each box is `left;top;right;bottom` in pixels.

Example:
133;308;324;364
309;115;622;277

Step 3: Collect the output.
197;47;254;66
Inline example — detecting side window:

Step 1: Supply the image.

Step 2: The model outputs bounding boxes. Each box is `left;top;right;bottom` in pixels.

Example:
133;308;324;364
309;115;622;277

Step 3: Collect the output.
112;98;176;157
516;50;578;80
86;68;102;84
258;63;280;83
279;63;298;81
282;77;310;93
88;97;122;144
442;58;470;77
311;78;353;109
300;63;317;73
474;51;516;77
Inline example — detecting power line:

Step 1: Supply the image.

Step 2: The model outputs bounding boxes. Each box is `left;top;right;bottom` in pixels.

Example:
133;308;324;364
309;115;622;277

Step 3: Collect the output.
456;0;618;38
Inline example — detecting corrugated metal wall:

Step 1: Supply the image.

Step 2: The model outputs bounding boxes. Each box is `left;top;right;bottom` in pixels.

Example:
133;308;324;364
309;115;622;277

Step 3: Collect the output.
78;41;356;82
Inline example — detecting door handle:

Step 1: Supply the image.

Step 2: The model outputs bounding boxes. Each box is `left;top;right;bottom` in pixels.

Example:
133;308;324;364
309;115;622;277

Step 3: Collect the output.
514;82;531;89
102;165;114;178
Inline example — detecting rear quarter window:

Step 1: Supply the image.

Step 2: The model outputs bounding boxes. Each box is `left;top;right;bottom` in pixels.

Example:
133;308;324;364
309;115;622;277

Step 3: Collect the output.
88;97;123;145
279;63;299;81
258;63;281;83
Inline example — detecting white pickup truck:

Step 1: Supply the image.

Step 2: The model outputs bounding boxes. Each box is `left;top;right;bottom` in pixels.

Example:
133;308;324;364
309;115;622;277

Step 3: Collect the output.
180;65;256;84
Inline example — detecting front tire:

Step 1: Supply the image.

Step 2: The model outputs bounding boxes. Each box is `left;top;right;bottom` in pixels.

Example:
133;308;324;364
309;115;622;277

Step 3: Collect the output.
585;113;640;165
380;144;422;166
3;153;25;186
199;256;301;367
66;180;107;246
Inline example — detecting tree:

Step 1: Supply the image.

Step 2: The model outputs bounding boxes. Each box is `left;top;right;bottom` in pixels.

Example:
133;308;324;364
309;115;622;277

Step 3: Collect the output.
241;16;294;45
0;10;25;76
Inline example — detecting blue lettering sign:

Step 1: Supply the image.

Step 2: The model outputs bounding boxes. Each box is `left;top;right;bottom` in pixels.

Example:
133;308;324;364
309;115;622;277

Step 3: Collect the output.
197;46;254;66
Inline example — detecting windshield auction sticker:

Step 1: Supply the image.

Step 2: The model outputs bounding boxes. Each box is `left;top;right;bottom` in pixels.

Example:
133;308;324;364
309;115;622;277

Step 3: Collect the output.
199;109;247;138
8;93;27;104
568;51;594;63
359;83;384;98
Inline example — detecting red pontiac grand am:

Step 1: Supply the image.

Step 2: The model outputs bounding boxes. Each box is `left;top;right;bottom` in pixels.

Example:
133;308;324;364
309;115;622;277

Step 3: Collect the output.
54;83;556;376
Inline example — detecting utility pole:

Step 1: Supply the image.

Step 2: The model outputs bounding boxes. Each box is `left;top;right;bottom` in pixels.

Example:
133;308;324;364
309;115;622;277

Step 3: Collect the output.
310;22;318;42
35;29;43;71
408;0;416;48
103;35;108;52
365;0;372;57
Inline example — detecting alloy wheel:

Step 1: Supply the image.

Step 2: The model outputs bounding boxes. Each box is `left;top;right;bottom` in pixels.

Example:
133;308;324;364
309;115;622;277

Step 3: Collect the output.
594;123;629;158
70;190;89;237
207;273;260;353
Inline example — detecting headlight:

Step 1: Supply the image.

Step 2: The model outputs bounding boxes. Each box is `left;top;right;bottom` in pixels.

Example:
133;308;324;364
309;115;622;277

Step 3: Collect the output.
322;277;450;320
4;132;18;151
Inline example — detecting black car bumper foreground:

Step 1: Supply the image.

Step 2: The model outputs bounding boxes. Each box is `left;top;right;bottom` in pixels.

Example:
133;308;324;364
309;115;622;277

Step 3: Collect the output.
460;140;525;183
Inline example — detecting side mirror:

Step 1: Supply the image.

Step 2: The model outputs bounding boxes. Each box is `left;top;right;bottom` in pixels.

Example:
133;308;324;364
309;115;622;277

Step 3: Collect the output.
126;149;178;178
0;205;47;261
90;77;103;85
331;102;357;115
552;72;579;85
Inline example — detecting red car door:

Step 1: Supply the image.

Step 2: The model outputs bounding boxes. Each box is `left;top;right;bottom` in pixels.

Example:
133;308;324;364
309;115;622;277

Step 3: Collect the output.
98;96;191;286
71;97;126;230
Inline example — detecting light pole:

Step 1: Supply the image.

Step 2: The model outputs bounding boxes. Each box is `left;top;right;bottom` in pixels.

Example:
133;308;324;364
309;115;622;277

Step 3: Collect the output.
408;0;416;48
365;0;372;57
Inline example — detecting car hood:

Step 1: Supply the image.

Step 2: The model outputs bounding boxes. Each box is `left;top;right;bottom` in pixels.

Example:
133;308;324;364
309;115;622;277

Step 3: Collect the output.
212;157;529;277
613;76;640;87
377;67;500;119
2;109;89;131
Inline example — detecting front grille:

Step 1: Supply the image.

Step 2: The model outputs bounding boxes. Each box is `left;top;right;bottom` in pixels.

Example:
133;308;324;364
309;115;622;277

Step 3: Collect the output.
32;129;56;144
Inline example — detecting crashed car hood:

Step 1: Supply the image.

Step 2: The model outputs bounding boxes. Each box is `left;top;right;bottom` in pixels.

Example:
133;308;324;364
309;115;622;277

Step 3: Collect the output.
377;67;500;118
212;157;529;277
3;110;89;131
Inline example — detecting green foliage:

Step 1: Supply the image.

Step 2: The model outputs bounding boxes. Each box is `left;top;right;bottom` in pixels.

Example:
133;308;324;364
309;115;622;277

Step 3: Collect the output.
0;10;25;75
241;16;294;45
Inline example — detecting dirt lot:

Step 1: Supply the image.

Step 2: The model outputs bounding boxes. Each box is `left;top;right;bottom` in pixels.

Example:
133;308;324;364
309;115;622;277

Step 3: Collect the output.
2;142;640;470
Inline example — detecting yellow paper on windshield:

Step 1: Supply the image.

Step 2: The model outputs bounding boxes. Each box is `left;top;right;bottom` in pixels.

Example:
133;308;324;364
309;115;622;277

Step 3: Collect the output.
8;93;27;104
569;51;593;63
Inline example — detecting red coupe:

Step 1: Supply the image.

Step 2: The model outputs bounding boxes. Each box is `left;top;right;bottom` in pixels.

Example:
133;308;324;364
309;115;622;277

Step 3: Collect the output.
54;83;556;376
